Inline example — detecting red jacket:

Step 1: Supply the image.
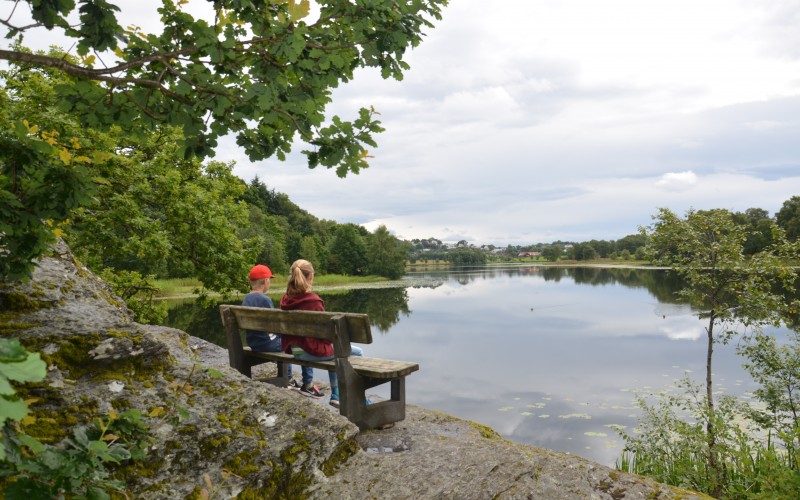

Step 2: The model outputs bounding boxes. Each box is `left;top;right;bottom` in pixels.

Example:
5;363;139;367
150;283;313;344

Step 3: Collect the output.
279;292;334;357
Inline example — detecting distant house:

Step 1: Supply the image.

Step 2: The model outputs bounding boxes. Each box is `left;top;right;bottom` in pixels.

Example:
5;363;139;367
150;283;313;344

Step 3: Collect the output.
518;251;541;258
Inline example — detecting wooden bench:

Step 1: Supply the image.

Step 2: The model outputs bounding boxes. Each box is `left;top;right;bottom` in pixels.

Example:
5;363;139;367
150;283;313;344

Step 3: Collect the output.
219;305;419;430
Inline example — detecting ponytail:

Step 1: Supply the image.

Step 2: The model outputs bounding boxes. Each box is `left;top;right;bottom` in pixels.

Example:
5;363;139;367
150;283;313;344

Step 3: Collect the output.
286;259;314;296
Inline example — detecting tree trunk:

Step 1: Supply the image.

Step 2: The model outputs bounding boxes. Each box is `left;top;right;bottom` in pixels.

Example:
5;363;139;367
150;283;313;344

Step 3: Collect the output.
705;313;723;498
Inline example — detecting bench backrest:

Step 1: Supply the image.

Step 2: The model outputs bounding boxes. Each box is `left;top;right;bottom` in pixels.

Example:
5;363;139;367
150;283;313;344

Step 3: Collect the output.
220;305;373;344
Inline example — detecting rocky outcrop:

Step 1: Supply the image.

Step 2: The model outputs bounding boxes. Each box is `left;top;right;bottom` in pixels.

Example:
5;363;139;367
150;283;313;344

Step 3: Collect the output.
1;242;709;499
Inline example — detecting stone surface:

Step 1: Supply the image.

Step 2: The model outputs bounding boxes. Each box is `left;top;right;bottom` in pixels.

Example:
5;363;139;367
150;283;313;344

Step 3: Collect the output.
0;242;710;499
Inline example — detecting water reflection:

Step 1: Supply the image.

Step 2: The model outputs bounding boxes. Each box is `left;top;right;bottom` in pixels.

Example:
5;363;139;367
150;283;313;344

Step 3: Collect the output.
323;288;411;333
161;265;790;467
165;287;413;344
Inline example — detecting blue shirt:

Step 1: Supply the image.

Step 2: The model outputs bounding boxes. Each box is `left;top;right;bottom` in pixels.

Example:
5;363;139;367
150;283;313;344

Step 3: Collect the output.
242;292;278;350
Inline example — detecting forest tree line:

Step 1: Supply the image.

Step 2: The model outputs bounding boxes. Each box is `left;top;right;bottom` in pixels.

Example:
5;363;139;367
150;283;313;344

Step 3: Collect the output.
407;200;800;264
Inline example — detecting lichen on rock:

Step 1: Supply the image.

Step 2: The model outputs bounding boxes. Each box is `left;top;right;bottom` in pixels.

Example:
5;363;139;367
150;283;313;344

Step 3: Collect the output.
0;241;359;498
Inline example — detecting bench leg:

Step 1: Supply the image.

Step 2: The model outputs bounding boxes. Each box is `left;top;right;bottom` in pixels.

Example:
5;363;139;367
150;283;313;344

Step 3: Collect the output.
255;360;291;387
234;358;252;378
336;358;408;430
337;358;366;425
360;377;406;430
391;377;405;406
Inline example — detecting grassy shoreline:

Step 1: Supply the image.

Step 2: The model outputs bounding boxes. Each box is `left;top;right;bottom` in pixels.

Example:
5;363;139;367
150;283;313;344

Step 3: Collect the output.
155;260;654;299
154;273;394;299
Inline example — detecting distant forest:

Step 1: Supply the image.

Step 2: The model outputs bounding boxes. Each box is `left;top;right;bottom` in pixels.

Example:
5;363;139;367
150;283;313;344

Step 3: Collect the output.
403;199;800;266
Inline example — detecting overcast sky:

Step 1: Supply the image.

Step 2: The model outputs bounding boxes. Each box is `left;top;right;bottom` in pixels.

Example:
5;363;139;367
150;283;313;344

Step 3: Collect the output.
8;1;800;245
224;0;800;245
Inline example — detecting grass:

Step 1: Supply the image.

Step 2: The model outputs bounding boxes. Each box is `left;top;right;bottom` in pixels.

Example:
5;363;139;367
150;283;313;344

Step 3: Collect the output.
152;278;203;296
153;274;392;299
309;274;389;287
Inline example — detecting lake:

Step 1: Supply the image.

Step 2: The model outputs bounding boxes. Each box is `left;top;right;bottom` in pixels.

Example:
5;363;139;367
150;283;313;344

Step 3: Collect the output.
162;264;789;467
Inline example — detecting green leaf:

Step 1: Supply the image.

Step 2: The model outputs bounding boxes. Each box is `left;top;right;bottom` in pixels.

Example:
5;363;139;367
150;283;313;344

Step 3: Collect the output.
0;377;15;396
177;406;190;421
0;351;47;384
107;444;131;462
88;440;119;462
0;338;29;362
287;0;310;21
87;486;112;500
73;426;90;447
0;396;29;426
0;340;46;400
18;433;46;454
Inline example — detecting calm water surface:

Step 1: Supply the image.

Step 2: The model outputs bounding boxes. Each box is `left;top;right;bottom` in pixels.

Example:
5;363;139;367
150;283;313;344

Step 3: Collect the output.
163;265;789;467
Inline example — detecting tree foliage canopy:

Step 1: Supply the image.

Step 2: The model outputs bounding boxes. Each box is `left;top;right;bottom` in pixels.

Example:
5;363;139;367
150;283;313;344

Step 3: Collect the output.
367;224;407;279
776;195;800;242
1;0;446;164
644;208;797;332
0;0;447;281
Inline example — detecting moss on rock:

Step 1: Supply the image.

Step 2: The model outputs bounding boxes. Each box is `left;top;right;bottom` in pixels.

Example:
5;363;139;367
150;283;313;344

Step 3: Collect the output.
321;438;360;476
20;329;170;384
0;290;52;313
470;420;503;440
20;399;100;444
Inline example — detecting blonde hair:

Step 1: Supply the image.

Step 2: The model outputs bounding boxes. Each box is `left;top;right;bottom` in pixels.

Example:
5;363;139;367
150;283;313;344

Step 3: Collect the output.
286;259;314;296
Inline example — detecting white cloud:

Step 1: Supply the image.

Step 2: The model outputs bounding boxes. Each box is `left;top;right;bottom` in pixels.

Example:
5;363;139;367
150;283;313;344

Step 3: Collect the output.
656;171;699;190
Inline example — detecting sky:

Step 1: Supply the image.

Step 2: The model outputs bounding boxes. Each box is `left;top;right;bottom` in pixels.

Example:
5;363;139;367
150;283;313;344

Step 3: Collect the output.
6;0;800;246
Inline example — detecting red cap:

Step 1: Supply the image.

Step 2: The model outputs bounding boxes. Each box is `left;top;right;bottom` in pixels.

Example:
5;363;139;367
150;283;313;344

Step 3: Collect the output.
249;264;275;280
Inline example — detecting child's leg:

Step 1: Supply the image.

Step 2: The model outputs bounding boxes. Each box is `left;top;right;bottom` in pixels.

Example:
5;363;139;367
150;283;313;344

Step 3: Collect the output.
328;371;339;395
301;366;314;386
328;370;339;401
293;352;333;388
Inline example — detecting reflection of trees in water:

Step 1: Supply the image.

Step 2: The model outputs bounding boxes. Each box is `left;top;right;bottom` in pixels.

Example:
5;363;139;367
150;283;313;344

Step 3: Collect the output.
456;275;474;285
541;267;566;282
165;297;235;348
538;267;688;305
448;266;556;284
782;280;800;331
163;269;796;349
163;288;413;347
322;288;411;334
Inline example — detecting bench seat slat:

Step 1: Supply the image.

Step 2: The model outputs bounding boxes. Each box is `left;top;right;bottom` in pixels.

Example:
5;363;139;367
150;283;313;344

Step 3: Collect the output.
246;350;419;379
349;357;419;379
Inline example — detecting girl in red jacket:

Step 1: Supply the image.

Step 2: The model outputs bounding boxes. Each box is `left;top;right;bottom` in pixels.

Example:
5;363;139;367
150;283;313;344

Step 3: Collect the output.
280;259;363;407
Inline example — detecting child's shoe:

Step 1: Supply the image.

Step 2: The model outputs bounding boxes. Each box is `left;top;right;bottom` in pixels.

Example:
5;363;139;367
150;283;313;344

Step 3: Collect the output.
329;387;340;408
300;384;324;398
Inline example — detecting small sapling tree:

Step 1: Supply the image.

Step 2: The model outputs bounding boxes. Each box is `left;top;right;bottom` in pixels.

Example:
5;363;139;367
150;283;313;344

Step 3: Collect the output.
631;207;799;497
